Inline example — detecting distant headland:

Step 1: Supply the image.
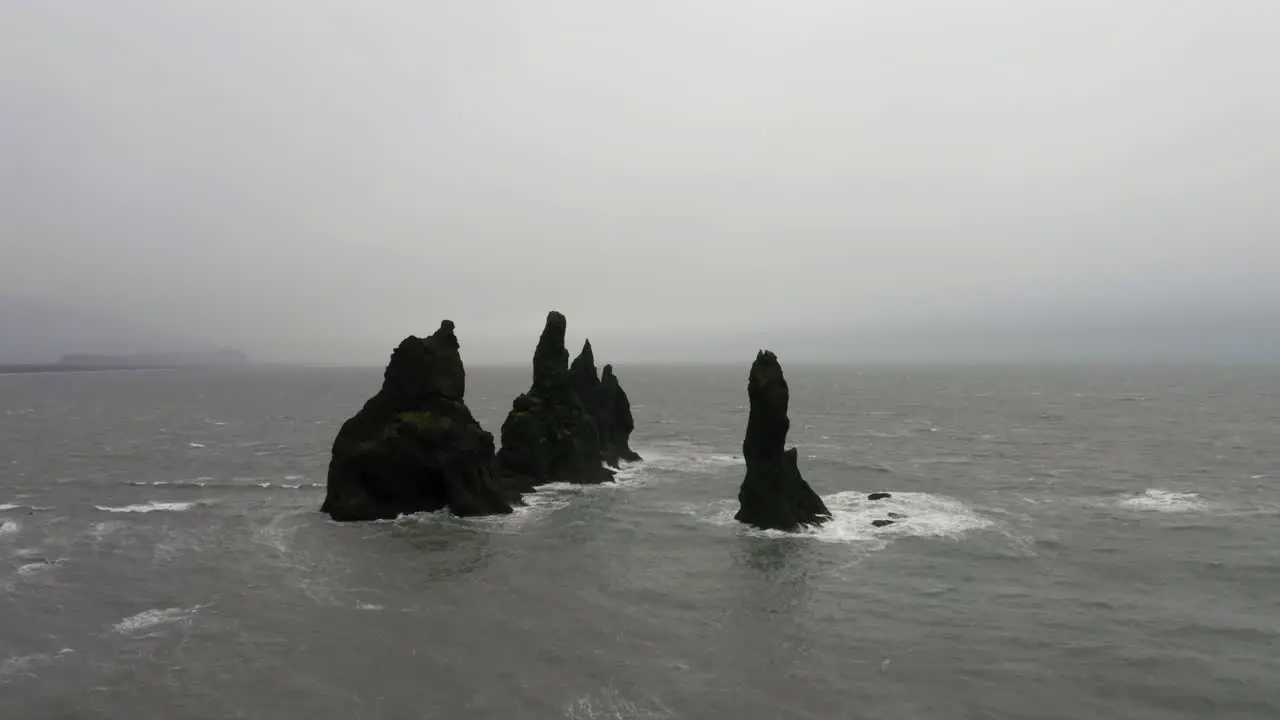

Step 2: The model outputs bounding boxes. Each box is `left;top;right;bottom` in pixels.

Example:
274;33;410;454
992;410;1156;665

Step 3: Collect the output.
0;349;248;374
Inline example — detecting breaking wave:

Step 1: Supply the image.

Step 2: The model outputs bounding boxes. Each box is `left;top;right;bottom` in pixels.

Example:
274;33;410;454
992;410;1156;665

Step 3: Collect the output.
564;688;674;719
95;501;201;513
639;448;745;475
126;478;321;489
695;490;993;549
1118;489;1209;513
467;488;573;529
17;559;65;577
113;604;207;634
0;649;75;679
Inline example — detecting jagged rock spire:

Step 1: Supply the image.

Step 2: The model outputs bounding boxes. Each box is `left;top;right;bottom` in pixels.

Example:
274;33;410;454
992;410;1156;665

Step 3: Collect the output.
495;312;613;488
734;350;830;530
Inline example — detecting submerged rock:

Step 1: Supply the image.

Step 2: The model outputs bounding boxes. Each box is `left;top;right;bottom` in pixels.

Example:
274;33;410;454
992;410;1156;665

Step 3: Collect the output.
868;492;892;501
568;339;642;466
871;519;896;528
495;312;614;489
321;321;517;522
734;350;831;531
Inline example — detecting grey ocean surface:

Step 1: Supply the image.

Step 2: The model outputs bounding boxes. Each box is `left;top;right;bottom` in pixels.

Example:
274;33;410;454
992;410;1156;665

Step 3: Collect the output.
2;366;1278;719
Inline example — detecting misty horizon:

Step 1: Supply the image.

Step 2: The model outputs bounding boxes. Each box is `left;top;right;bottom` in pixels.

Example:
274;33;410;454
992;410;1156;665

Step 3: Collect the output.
3;2;1277;366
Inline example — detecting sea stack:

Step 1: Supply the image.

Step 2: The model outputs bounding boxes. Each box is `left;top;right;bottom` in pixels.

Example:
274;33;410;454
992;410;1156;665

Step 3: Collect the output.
734;350;831;531
569;340;642;466
599;364;642;464
321;321;516;521
495;312;614;489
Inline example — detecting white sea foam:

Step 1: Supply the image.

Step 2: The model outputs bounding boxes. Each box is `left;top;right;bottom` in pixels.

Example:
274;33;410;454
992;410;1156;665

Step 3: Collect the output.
188;442;205;448
0;504;19;512
0;521;18;537
130;477;210;487
632;447;745;479
113;604;206;634
609;463;647;485
356;602;384;611
373;482;580;532
696;490;993;549
1118;489;1208;513
90;521;121;541
17;559;64;576
564;688;674;720
95;501;199;513
478;488;573;528
450;459;659;529
1;649;74;678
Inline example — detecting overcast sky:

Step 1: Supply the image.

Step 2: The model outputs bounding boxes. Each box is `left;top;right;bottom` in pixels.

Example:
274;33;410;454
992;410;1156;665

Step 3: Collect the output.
2;1;1277;364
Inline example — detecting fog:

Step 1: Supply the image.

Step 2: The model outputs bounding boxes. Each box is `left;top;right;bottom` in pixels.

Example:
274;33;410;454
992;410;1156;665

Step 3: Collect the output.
2;2;1277;365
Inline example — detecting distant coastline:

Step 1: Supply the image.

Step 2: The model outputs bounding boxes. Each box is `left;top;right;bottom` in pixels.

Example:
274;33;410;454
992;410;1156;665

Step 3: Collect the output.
0;349;248;375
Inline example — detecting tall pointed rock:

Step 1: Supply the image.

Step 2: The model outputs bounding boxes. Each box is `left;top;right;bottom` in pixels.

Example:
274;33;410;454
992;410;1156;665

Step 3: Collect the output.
568;340;642;466
568;339;601;405
734;350;830;530
599;364;641;463
495;312;613;488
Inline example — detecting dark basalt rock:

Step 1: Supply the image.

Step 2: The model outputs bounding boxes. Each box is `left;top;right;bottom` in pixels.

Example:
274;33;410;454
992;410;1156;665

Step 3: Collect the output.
599;364;642;463
887;512;906;519
871;519;896;528
734;350;831;531
321;321;517;522
567;339;605;460
868;492;892;501
495;312;614;489
568;339;642;466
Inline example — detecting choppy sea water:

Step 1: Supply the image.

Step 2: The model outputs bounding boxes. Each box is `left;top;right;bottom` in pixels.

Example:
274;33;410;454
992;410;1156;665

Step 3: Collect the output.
1;366;1277;719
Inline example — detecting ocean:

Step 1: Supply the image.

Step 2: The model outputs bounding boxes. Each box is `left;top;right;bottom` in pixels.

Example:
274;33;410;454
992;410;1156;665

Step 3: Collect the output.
1;365;1277;719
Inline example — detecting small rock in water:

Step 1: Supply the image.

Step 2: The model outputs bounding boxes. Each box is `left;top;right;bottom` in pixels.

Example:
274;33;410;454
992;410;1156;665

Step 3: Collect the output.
887;512;906;519
867;492;892;501
871;519;895;528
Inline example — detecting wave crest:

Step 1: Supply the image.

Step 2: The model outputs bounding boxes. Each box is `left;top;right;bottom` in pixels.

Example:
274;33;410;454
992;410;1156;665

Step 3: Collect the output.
95;501;200;513
1118;489;1208;513
113;604;207;634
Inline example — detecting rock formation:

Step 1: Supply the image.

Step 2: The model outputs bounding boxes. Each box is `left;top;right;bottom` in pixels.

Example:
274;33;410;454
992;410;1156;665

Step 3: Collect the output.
599;364;642;463
495;312;614;490
867;492;892;501
568;340;642;466
321;321;517;521
734;350;831;531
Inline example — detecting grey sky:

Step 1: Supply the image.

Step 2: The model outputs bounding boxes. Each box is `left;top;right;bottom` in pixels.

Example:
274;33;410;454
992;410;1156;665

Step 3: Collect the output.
2;1;1277;364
